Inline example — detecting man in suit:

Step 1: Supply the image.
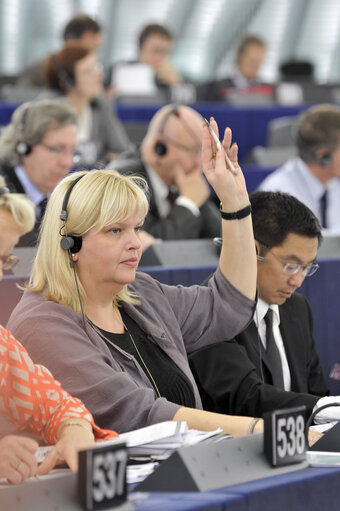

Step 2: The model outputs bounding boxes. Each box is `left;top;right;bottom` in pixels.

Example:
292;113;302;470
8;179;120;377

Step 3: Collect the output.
189;191;330;418
110;104;221;240
0;99;77;246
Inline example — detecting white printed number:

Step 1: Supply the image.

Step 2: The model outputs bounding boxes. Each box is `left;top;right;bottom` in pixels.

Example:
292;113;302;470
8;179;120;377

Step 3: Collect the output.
277;414;305;458
92;450;127;503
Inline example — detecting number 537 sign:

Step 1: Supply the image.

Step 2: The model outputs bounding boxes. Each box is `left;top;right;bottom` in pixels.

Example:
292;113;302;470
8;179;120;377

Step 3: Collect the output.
78;440;128;510
264;406;307;467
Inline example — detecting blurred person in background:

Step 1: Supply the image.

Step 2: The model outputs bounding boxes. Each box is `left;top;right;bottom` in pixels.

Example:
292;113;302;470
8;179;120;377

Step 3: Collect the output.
198;35;268;101
109;23;182;101
259;104;340;234
43;46;130;167
0;100;78;246
0;180;117;484
138;23;182;88
42;46;151;252
109;104;221;240
16;14;103;89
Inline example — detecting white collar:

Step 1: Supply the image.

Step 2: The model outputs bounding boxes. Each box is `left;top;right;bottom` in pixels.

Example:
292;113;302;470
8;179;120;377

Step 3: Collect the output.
254;297;280;327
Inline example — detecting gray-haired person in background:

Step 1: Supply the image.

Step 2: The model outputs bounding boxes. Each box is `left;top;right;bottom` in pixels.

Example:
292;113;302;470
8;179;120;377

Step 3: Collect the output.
0;99;77;246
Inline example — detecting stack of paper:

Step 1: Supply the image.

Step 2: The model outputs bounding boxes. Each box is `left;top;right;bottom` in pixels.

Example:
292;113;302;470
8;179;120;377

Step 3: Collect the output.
119;421;223;457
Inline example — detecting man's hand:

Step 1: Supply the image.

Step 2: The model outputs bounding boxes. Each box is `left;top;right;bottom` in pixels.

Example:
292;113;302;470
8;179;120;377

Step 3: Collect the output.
174;165;210;207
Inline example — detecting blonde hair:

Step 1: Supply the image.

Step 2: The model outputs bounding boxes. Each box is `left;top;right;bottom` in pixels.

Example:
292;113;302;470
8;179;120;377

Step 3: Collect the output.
27;169;149;313
0;176;35;234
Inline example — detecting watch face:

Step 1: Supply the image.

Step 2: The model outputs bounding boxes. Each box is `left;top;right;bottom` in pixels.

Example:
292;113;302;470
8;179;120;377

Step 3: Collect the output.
264;406;307;467
78;441;128;510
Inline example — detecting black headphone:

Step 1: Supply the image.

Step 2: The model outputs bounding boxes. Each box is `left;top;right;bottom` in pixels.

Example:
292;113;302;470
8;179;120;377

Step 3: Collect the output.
317;153;332;166
154;107;181;157
52;54;75;90
15;105;32;157
59;174;86;254
297;131;332;167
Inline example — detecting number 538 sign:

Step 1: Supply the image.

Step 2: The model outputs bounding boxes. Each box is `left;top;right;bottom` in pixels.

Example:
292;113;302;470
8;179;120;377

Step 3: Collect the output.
264;406;307;466
78;441;128;510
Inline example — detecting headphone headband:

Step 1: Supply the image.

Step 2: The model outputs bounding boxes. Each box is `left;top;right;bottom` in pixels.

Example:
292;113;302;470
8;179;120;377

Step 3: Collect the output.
60;174;86;222
59;174;86;256
15;104;32;157
154;106;202;157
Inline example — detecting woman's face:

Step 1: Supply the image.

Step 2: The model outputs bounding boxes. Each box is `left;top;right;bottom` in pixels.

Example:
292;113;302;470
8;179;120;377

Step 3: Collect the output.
74;53;103;100
74;213;144;296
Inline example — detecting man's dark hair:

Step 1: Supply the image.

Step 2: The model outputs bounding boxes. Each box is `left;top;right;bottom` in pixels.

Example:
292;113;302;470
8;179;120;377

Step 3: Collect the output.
63;14;101;40
138;23;173;49
237;34;266;56
250;191;322;253
296;104;340;163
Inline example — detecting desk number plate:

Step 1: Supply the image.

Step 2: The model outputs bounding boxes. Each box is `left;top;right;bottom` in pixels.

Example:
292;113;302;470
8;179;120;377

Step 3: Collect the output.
264;406;307;467
78;441;128;510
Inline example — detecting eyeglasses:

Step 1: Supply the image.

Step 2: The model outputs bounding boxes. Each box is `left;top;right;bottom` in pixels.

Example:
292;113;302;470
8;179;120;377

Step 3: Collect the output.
39;143;81;164
257;249;319;277
0;254;19;271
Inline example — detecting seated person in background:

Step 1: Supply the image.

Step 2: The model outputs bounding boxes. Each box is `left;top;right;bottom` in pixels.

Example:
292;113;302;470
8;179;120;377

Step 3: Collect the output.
138;23;182;88
7;121;262;438
109;104;221;240
190;191;333;420
198;35;268;101
43;47;130;167
16;13;103;88
110;23;182;100
259;104;340;234
0;180;117;484
0;99;77;246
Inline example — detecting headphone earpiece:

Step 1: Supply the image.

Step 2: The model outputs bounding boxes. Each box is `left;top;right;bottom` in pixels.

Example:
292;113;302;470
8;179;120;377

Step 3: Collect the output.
15;141;32;156
60;235;82;253
154;141;167;156
318;153;332;166
52;55;75;90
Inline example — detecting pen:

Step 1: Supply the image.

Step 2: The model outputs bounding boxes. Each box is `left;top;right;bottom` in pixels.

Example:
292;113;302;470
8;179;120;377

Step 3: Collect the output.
204;118;237;175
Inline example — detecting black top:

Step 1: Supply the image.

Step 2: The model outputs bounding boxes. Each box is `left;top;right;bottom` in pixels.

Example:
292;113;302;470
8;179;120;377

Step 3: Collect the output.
98;309;195;408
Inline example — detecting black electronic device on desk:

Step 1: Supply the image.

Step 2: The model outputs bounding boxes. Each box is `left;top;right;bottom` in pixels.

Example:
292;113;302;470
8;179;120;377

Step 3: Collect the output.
309;421;340;452
136;431;308;492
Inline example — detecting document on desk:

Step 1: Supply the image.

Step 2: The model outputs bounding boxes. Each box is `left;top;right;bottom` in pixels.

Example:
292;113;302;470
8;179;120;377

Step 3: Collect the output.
119;421;223;456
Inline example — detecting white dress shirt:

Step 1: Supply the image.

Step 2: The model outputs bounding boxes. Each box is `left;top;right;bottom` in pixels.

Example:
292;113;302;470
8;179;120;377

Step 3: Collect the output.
15;165;46;219
259;156;340;234
254;298;291;391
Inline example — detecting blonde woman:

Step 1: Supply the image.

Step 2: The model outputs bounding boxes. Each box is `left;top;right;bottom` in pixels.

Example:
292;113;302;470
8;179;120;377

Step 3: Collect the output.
8;121;261;437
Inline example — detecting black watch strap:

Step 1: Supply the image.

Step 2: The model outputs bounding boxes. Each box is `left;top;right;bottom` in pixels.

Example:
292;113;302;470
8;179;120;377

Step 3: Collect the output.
220;203;252;220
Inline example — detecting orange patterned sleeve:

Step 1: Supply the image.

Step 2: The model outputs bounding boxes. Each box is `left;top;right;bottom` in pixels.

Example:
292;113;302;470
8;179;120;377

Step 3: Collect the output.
0;326;118;444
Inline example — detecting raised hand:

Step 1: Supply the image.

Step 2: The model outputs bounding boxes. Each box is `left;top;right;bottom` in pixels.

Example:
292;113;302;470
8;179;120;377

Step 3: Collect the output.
202;118;249;212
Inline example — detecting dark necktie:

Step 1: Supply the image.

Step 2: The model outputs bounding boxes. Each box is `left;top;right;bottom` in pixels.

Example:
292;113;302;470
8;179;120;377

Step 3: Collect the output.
264;308;285;390
38;196;48;221
167;187;178;206
320;190;328;228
